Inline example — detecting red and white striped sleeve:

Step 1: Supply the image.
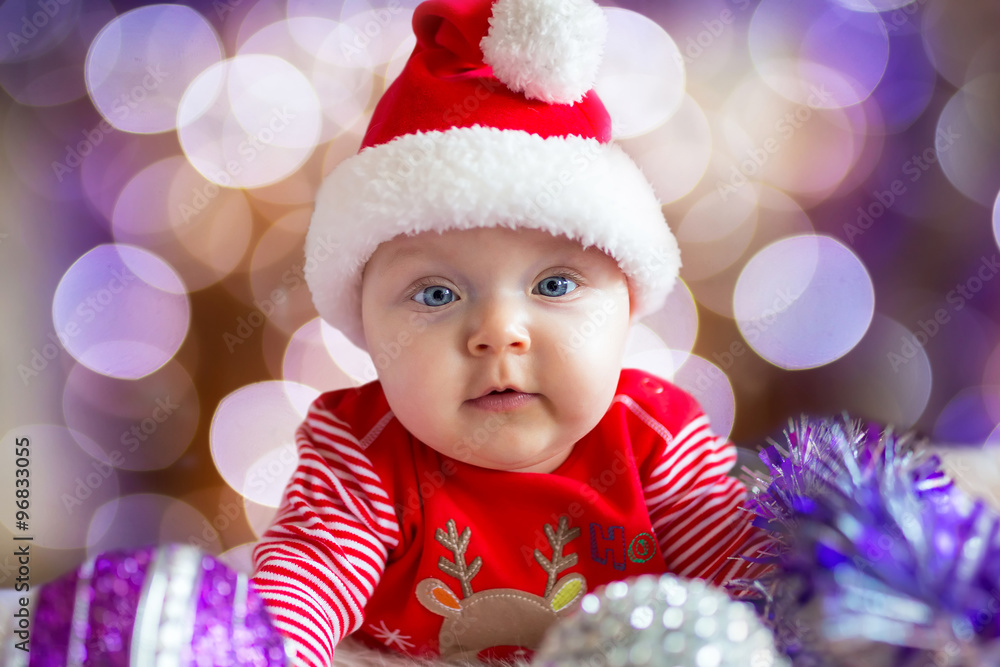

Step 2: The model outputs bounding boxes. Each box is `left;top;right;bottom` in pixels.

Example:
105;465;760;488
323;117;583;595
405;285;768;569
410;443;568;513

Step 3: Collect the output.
251;400;401;667
640;409;772;588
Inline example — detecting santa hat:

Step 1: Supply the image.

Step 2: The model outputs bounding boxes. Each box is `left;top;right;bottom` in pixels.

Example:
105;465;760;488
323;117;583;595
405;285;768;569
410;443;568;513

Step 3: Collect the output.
305;0;680;352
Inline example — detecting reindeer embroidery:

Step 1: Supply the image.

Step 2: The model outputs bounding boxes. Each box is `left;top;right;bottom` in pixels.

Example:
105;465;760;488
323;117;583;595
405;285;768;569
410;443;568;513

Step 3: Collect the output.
415;516;586;661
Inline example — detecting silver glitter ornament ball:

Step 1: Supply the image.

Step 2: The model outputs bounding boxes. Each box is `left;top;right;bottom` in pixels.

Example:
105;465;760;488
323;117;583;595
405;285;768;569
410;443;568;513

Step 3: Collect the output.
532;574;788;667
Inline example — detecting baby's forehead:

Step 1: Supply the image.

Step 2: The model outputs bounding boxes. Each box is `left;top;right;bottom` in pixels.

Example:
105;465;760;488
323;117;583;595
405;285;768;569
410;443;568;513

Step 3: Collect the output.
359;226;633;291
376;226;601;263
360;225;632;298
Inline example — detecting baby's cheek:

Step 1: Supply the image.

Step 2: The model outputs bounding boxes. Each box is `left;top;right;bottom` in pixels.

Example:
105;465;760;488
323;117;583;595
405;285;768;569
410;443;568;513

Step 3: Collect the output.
565;310;629;360
374;319;427;367
405;336;451;375
393;341;461;404
383;381;440;443
546;312;627;401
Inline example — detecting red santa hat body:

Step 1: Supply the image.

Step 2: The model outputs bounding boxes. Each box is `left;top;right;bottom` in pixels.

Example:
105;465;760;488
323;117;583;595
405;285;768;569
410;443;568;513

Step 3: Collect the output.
305;0;680;352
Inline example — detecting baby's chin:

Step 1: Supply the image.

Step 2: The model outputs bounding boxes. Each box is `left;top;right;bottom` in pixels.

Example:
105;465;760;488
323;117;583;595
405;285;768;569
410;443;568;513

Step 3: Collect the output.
432;438;576;474
474;450;575;474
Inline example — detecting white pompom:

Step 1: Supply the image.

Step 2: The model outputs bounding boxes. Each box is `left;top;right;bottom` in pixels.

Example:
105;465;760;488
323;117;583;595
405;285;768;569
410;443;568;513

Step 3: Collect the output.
480;0;607;105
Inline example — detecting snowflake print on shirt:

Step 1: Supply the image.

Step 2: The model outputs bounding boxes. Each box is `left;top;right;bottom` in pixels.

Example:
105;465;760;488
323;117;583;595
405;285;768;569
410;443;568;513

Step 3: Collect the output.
368;620;415;652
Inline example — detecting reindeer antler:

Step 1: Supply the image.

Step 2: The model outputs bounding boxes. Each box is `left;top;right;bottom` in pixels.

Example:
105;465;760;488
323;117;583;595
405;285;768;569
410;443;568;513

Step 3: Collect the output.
435;519;482;598
534;516;581;597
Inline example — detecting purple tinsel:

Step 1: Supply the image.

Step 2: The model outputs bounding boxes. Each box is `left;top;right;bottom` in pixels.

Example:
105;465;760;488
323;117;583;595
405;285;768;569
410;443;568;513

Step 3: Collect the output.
729;415;1000;667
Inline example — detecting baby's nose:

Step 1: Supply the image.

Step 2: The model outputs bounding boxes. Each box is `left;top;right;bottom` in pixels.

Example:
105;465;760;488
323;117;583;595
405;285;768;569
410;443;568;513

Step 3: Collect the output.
467;298;531;355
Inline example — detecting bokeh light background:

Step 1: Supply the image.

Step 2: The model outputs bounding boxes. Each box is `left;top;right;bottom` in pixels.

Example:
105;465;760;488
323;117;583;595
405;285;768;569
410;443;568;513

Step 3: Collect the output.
2;0;1000;584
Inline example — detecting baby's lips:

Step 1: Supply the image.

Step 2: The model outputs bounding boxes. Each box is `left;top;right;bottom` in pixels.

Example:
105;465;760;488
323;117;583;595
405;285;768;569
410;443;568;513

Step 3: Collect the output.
471;384;530;399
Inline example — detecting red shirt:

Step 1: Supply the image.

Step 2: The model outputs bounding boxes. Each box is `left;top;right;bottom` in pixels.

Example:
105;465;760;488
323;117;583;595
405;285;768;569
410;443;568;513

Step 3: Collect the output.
252;368;769;667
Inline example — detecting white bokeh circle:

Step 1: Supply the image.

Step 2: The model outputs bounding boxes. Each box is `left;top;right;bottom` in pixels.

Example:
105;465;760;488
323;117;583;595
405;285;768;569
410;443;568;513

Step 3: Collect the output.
734;235;875;369
51;244;190;380
177;54;322;189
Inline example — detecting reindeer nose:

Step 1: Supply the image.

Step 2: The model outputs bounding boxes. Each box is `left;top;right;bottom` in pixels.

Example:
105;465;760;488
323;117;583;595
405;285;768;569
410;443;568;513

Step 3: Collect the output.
477;646;534;663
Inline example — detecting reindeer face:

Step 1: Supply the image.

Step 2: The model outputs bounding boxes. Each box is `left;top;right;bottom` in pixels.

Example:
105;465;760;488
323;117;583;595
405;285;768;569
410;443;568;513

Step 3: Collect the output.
415;518;586;661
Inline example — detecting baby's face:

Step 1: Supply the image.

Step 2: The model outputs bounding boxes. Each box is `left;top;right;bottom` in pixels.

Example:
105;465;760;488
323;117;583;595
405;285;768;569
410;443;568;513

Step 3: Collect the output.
361;226;632;473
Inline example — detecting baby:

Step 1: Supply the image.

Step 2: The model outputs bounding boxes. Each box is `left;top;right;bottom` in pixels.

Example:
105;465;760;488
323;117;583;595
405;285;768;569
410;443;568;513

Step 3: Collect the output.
251;1;768;665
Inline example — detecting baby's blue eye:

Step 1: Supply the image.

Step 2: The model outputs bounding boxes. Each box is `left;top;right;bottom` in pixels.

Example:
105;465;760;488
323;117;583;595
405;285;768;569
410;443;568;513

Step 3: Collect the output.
413;285;456;307
536;275;578;297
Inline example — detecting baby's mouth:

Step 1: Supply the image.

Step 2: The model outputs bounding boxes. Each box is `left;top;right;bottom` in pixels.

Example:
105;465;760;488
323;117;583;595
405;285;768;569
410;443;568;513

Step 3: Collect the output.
466;388;539;412
473;384;529;400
